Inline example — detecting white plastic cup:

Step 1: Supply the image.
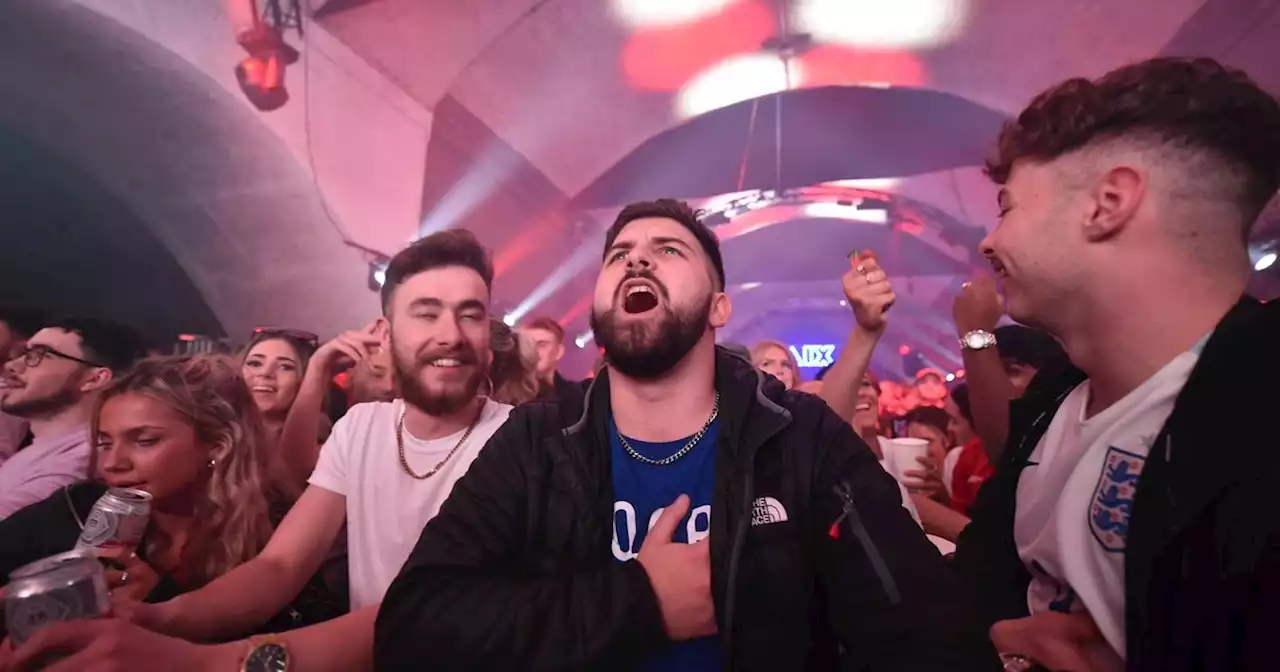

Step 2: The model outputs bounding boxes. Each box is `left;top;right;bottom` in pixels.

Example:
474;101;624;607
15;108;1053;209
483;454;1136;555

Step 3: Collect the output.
887;437;931;485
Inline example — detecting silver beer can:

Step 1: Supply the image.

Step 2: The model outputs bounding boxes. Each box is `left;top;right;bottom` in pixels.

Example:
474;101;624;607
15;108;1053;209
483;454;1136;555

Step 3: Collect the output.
75;487;152;550
4;550;110;645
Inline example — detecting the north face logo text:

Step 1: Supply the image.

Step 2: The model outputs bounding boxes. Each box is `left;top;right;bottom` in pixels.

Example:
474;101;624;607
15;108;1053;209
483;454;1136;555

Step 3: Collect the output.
751;497;788;526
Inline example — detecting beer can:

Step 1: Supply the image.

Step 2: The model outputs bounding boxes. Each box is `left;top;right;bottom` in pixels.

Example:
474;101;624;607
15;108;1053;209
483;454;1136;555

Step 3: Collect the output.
75;487;152;550
4;550;109;645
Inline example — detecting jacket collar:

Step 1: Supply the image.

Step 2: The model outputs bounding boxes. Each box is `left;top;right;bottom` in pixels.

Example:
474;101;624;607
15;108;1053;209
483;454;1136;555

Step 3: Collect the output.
1150;296;1274;531
563;345;792;465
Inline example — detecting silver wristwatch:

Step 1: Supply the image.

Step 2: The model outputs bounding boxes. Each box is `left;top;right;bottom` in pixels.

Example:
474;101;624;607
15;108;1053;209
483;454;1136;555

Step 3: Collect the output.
959;329;998;351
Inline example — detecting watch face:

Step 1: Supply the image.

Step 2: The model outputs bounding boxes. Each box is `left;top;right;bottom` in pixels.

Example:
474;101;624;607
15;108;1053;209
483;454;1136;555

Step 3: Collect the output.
245;643;289;672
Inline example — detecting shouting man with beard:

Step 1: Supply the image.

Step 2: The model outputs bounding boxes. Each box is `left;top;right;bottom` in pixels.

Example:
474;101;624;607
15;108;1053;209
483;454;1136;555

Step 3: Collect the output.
375;200;998;671
9;230;513;672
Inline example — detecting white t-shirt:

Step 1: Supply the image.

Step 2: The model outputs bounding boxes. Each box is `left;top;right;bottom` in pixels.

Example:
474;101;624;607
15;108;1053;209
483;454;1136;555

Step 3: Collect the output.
308;398;512;609
1015;345;1202;659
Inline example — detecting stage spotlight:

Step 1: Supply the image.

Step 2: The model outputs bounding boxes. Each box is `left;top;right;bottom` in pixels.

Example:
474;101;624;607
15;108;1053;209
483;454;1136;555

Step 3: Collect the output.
228;0;302;112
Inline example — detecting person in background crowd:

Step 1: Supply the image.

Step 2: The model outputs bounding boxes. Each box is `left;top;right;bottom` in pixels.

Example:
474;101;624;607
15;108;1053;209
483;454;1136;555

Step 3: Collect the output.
375;198;997;670
954;57;1280;671
0;318;146;519
899;405;951;503
943;384;993;516
489;317;541;406
518;316;576;399
241;329;318;444
749;339;799;390
8;229;517;672
913;368;950;409
0;306;46;466
954;274;1067;463
0;356;342;648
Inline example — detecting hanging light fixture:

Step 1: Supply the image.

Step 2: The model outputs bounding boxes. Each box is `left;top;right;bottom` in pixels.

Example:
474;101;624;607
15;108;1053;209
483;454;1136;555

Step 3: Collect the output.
227;0;302;112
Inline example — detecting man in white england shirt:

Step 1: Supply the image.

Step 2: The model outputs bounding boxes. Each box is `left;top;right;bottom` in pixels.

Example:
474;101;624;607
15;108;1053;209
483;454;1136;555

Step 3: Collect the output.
9;230;513;672
950;57;1280;672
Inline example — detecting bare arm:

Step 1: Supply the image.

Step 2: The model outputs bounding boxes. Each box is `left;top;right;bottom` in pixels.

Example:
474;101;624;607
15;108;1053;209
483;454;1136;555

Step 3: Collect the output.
199;607;377;672
820;250;893;421
155;486;347;641
959;348;1014;463
953;276;1013;464
818;328;882;422
277;361;333;484
910;494;971;543
278;323;385;484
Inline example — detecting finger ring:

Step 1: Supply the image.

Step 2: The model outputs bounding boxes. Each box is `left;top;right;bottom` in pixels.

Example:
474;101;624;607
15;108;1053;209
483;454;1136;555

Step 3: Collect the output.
855;264;867;276
119;570;129;585
961;281;973;289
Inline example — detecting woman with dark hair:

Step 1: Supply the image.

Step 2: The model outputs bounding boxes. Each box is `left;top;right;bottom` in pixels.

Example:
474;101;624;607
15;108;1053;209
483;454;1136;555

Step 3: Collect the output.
240;329;319;441
0;355;343;640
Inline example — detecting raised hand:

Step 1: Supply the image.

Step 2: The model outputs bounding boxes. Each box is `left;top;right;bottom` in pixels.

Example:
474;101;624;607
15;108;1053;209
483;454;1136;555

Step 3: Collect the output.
953;273;1004;336
636;495;717;641
842;249;896;334
312;320;387;375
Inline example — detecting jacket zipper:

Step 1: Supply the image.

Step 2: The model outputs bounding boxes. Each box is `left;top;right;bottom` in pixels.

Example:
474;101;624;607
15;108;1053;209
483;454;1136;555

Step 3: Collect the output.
830;482;901;605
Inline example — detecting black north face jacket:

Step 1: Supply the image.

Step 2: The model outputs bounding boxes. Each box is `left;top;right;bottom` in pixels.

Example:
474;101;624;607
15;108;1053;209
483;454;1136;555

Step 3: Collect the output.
375;348;999;671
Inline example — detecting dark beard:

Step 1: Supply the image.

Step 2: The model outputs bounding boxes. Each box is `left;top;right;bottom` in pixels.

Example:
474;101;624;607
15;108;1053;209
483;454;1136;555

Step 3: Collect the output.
391;345;484;416
0;377;81;419
591;299;710;380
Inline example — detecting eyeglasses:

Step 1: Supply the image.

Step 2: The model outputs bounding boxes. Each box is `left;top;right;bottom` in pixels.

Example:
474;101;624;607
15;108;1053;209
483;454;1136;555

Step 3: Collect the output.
16;345;103;369
252;327;320;349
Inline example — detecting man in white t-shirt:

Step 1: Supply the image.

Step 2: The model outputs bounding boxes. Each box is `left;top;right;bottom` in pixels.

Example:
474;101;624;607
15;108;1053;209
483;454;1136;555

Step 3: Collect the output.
950;57;1280;672
11;230;513;672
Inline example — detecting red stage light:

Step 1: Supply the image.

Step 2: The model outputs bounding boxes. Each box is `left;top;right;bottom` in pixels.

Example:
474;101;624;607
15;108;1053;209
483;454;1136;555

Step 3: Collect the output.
621;0;775;91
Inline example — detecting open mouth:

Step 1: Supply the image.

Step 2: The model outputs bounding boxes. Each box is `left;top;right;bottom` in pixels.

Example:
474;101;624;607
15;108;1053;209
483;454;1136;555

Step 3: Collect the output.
622;283;660;314
251;386;276;394
989;258;1009;278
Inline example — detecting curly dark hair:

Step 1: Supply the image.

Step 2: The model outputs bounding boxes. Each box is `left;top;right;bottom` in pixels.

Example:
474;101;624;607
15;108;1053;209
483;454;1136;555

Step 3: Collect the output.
987;57;1280;230
381;229;493;314
602;199;726;291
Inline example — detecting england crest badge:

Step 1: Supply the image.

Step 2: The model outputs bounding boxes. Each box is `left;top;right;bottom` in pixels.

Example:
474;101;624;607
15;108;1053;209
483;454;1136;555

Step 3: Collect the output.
1089;446;1145;553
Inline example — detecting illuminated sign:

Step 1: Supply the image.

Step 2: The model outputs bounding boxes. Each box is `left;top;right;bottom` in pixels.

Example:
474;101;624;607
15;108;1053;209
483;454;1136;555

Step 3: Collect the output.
789;344;836;368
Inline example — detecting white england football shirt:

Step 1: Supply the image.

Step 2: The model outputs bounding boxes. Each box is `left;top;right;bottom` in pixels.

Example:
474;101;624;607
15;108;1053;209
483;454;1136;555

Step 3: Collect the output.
1014;342;1203;658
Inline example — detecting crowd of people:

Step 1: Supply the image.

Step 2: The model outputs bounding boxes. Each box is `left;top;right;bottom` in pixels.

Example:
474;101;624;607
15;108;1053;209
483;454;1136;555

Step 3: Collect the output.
0;55;1277;671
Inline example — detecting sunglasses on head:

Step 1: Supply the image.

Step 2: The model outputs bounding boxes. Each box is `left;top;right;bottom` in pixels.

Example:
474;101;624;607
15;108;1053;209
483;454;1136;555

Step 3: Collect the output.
252;327;320;349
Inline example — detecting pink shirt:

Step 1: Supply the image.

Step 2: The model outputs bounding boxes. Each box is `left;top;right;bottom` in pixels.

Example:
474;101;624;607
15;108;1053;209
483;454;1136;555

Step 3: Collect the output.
0;412;30;467
0;425;91;520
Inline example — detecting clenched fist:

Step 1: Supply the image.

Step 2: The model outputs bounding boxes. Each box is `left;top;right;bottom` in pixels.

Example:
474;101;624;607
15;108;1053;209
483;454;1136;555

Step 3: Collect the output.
842;249;896;334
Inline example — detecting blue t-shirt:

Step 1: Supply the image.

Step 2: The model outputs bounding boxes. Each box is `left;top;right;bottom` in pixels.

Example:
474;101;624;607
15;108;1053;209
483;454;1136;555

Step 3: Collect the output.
610;418;722;671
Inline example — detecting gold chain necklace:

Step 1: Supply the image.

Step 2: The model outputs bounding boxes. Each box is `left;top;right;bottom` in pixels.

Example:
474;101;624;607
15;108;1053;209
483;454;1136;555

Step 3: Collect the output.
396;402;484;480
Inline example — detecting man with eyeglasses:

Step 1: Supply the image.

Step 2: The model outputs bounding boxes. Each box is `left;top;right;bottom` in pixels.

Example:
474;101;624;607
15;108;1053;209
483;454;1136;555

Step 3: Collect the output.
0;317;146;519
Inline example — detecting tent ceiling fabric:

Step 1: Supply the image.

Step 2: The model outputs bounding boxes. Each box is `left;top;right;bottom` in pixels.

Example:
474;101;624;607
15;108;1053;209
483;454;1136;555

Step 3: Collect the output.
9;0;1278;367
2;0;375;340
322;0;1212;197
